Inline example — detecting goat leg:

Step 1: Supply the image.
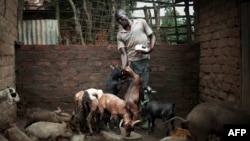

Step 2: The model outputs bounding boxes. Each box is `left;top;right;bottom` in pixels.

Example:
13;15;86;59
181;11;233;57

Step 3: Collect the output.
86;111;94;135
129;104;139;121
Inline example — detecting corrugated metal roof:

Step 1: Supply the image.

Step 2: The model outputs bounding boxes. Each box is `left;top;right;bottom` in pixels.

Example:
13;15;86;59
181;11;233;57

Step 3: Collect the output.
18;20;58;45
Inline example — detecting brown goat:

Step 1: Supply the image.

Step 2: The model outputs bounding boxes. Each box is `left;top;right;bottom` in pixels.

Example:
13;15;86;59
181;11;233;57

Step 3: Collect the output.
73;88;104;135
98;93;140;137
123;65;141;121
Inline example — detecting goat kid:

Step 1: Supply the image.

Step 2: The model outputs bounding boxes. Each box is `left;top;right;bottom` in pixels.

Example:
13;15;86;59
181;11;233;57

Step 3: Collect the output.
25;121;72;141
0;86;20;104
25;107;72;128
98;93;140;137
72;90;88;133
78;88;103;135
4;125;32;141
123;65;141;121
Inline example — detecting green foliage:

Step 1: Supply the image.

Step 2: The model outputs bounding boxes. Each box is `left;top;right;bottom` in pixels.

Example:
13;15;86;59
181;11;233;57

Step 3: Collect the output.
159;0;194;44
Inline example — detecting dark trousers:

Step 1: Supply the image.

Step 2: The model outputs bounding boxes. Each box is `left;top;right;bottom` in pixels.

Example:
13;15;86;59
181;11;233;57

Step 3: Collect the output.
130;58;150;90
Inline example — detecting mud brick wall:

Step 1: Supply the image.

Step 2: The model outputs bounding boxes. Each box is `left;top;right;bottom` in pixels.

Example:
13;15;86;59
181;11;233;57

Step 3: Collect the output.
0;0;18;90
193;0;241;106
15;44;199;116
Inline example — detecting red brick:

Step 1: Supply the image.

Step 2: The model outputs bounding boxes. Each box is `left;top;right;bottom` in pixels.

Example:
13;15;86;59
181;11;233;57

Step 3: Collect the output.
35;61;51;67
71;45;88;51
75;53;93;59
21;45;33;51
35;45;50;51
45;53;58;59
56;61;68;66
54;45;69;51
63;81;77;87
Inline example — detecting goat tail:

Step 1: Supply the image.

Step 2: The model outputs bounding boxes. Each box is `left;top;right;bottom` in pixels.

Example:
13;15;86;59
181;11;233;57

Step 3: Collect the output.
164;116;186;124
92;93;98;99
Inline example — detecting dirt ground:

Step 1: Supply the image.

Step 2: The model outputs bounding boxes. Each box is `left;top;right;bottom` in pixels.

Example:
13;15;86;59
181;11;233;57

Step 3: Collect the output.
16;116;169;141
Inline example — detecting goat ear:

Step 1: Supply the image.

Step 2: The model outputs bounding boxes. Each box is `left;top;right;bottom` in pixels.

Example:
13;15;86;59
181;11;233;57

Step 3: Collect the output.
128;61;131;66
110;65;115;70
55;107;62;113
62;122;67;126
72;110;75;115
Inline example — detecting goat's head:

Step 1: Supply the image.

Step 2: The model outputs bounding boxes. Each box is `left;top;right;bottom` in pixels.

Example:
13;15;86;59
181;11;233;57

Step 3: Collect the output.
6;86;20;104
142;85;157;101
110;65;123;80
85;88;103;100
123;65;133;76
120;119;141;137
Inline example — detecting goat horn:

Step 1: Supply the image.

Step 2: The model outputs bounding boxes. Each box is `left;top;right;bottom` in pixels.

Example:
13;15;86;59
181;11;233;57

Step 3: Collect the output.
110;65;115;70
132;120;141;127
119;119;124;128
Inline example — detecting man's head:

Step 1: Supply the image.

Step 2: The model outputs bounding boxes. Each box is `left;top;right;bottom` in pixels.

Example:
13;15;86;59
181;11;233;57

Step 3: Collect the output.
115;9;130;28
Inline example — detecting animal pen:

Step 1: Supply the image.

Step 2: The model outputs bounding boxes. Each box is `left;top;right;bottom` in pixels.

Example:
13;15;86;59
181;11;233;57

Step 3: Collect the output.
16;0;199;117
3;0;250;141
1;0;198;141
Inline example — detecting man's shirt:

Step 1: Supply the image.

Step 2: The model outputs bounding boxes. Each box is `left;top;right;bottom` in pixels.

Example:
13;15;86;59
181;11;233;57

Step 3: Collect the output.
117;19;153;61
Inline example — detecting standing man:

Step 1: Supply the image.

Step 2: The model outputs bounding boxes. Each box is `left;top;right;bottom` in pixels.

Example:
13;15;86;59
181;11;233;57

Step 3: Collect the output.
115;8;156;95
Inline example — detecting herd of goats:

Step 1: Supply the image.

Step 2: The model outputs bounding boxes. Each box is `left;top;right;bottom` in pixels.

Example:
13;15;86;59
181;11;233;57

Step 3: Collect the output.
0;64;250;141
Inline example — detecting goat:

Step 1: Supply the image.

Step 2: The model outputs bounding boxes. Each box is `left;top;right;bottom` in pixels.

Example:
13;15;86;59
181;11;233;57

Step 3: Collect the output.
25;121;72;141
104;65;124;95
98;93;140;137
73;88;104;135
25;107;72;128
0;135;8;141
143;101;175;135
103;64;130;131
123;65;141;121
0;87;20;132
72;90;88;133
140;86;175;136
4;125;32;141
0;86;20;104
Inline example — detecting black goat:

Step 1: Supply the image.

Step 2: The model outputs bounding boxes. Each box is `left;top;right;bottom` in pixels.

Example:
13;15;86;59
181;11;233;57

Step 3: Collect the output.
104;65;124;95
140;86;175;136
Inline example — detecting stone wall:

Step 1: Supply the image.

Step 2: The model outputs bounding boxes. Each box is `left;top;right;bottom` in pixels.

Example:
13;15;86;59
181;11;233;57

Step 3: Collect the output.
16;44;199;116
0;0;18;90
194;0;241;107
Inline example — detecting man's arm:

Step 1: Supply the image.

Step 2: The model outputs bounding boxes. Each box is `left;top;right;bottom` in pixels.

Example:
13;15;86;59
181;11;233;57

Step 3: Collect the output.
119;47;128;69
147;33;156;53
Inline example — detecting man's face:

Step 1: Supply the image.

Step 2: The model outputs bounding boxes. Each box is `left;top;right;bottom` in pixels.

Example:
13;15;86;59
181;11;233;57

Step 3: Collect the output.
116;12;129;27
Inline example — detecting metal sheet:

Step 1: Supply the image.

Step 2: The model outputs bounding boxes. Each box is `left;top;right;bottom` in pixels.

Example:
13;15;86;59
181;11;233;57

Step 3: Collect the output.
18;20;58;45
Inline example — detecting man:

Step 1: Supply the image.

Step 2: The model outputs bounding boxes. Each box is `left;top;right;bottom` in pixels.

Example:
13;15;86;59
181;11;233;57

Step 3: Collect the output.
115;9;156;93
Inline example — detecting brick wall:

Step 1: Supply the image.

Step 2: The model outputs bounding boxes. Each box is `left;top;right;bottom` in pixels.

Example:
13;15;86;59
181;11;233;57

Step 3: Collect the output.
0;1;18;90
194;0;241;107
16;44;199;116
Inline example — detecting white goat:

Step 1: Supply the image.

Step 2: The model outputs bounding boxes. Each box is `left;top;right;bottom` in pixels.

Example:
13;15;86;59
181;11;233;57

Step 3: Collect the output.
0;87;20;132
74;88;104;135
0;87;20;104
